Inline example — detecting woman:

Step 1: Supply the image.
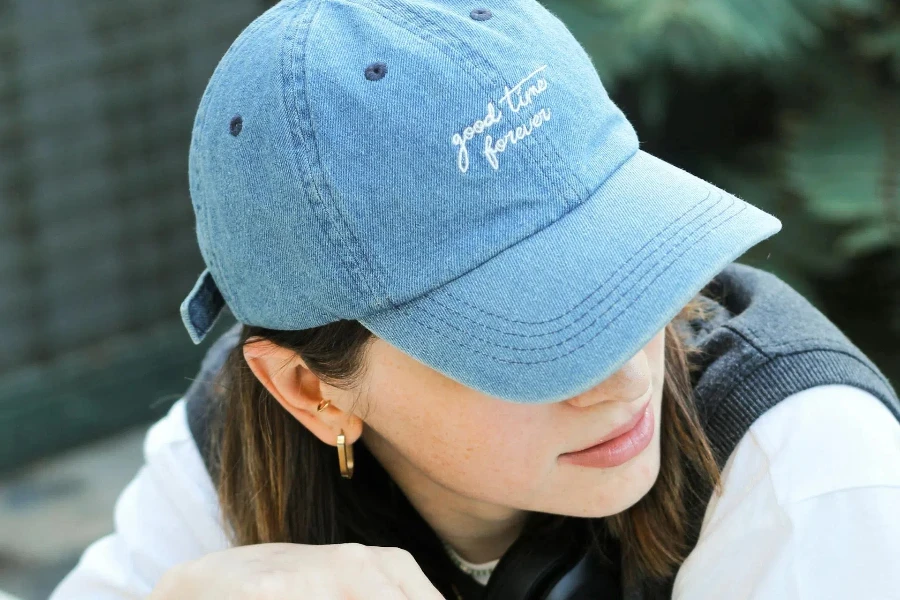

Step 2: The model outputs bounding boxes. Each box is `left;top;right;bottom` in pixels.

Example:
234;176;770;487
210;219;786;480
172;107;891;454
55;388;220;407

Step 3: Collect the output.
51;0;900;598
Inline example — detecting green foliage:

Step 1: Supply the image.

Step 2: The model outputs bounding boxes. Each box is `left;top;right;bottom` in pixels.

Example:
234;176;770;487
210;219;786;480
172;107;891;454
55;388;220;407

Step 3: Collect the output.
548;0;885;82
783;77;900;257
857;20;900;79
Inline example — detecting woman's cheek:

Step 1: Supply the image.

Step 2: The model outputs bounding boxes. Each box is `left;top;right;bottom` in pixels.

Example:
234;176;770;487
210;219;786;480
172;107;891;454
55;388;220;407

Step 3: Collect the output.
442;414;547;495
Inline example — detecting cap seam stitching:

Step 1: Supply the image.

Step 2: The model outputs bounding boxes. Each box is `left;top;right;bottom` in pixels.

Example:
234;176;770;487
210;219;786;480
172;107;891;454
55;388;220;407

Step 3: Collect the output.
409;193;739;349
434;186;720;328
380;195;747;364
427;191;723;334
390;201;746;367
296;0;391;309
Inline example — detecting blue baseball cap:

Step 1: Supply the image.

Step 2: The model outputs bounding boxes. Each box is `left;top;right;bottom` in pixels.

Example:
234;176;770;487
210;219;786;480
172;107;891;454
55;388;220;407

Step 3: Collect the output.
181;0;782;403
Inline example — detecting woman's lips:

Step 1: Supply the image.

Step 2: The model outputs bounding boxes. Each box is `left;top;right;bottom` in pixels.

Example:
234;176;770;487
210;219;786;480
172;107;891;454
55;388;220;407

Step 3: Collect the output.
558;398;655;469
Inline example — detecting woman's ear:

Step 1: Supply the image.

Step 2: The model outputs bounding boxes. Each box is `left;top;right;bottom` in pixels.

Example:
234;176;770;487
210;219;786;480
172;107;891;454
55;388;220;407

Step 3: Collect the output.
242;337;363;445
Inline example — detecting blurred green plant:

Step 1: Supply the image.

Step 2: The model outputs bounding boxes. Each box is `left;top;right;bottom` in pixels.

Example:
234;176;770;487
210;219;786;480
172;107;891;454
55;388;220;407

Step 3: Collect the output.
547;0;900;379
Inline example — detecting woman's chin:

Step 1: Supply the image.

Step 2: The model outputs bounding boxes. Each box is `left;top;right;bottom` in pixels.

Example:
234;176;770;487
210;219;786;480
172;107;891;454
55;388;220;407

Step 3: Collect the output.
545;437;662;518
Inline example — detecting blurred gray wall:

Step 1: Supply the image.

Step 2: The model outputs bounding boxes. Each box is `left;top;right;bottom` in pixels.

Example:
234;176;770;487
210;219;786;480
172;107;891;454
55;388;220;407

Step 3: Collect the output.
0;0;263;471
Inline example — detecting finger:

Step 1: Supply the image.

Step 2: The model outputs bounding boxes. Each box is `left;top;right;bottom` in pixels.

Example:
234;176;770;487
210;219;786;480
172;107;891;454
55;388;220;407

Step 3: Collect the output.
374;547;446;600
342;562;408;600
332;544;409;600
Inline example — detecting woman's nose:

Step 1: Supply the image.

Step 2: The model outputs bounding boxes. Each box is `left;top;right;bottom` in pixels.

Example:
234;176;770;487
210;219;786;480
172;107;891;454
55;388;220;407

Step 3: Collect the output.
564;358;651;408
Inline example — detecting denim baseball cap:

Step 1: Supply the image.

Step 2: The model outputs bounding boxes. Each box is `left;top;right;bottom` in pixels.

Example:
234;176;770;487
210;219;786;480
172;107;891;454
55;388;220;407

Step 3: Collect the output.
181;0;782;403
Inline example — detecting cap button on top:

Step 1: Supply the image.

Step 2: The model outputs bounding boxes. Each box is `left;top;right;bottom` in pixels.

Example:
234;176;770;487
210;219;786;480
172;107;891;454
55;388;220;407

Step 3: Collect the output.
229;115;243;136
365;61;387;81
470;7;492;21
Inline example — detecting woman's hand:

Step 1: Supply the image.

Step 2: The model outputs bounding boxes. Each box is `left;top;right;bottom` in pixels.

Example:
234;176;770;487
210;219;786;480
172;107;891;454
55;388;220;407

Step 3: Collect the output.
148;542;447;599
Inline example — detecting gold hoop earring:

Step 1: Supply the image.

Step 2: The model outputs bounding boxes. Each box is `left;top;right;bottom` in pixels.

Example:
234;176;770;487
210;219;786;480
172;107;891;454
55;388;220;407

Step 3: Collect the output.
337;429;354;479
316;399;331;412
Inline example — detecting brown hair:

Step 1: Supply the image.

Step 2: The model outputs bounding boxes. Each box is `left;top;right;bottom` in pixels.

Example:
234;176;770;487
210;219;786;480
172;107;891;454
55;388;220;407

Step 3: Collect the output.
209;295;721;593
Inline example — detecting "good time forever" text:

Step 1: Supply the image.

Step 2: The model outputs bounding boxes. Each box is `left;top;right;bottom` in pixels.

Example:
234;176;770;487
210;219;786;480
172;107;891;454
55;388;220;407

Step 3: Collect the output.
451;64;552;173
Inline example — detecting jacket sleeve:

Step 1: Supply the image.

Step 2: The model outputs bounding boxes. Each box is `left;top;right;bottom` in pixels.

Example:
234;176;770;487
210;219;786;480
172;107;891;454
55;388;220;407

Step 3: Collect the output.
672;384;900;599
48;399;230;600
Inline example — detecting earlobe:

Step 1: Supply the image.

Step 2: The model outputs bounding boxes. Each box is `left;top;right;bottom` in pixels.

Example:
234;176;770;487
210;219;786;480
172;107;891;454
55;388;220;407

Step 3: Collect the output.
289;398;365;449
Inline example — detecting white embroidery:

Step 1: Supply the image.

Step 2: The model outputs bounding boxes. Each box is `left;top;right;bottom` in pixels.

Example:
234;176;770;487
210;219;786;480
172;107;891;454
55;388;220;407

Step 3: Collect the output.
450;64;552;173
483;107;551;170
451;101;503;174
498;65;548;113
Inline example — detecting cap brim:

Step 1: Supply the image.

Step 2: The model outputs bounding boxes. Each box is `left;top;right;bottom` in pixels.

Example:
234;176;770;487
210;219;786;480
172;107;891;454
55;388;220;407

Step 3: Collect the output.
359;150;782;403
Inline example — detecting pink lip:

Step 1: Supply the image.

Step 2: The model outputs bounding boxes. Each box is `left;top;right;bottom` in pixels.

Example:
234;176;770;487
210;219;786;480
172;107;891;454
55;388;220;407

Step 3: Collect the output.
559;398;655;469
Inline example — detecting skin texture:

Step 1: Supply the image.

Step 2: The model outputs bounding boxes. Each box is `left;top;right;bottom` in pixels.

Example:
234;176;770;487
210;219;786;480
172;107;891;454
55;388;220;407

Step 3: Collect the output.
243;326;665;565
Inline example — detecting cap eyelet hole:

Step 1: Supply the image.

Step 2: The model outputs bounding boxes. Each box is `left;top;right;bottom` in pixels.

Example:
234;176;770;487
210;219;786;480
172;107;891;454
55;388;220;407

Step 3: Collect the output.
470;7;492;21
365;62;387;81
229;115;243;136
